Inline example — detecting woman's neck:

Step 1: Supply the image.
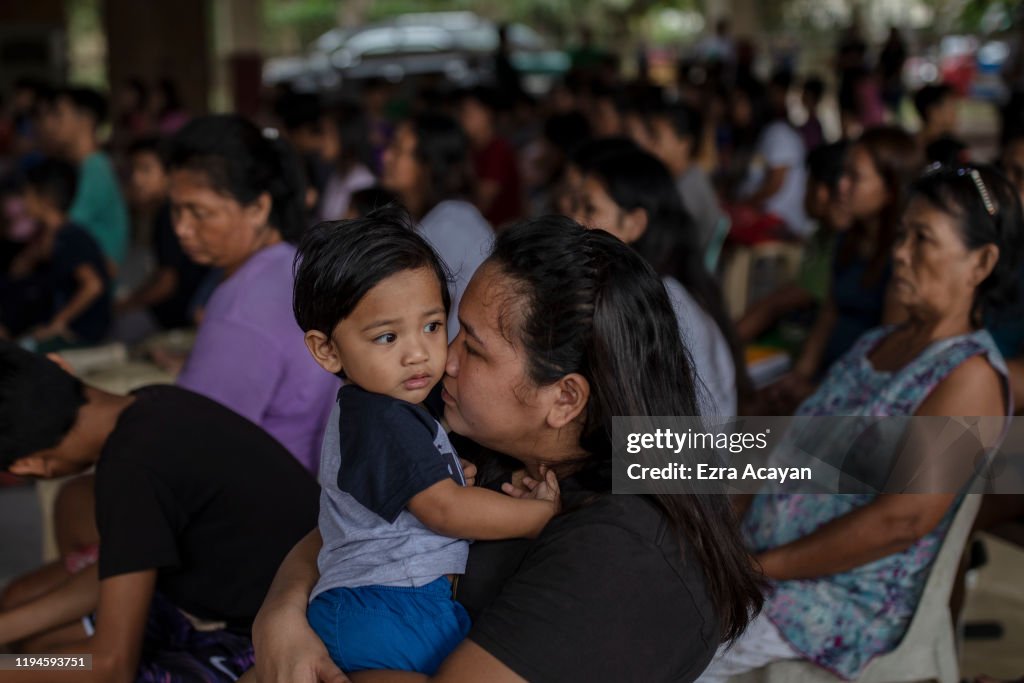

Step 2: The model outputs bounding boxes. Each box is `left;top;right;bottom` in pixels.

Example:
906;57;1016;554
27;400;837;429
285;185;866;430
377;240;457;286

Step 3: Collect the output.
224;228;282;278
901;306;975;344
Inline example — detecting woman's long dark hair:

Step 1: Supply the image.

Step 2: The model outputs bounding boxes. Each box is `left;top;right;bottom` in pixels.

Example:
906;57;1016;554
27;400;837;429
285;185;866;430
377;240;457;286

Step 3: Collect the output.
839;126;922;286
578;143;754;403
488;216;764;642
168;114;308;243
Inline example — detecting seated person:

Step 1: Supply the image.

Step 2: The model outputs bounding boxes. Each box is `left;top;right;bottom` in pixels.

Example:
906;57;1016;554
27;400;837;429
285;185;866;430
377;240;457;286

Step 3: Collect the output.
765;127;920;411
114;137;210;342
43;87;129;274
455;86;524;229
727;75;810;242
699;164;1020;682
914;83;964;150
626;101;726;255
0;342;319;682
736;141;850;344
2;159;111;351
293;209;558;674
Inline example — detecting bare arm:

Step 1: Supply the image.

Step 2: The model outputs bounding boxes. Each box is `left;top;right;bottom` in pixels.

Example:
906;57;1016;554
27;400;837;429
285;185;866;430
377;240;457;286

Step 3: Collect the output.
1007;358;1024;415
0;565;98;646
248;529;349;683
4;570;155;683
37;264;104;339
407;471;558;540
757;354;1005;580
350;640;526;683
735;284;815;344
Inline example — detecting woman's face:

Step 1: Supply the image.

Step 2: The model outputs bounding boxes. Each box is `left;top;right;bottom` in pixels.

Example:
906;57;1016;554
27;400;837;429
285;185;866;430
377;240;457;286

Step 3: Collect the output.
570;175;645;244
838;145;890;221
891;195;995;317
381;123;423;203
442;263;574;462
130;151;169;206
168;168;272;271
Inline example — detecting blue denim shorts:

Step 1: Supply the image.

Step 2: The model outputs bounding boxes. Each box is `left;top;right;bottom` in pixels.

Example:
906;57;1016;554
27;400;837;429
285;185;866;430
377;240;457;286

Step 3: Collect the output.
307;577;470;675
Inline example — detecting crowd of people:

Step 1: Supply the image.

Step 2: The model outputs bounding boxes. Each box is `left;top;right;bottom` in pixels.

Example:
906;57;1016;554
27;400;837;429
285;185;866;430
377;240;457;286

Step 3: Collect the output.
0;18;1023;683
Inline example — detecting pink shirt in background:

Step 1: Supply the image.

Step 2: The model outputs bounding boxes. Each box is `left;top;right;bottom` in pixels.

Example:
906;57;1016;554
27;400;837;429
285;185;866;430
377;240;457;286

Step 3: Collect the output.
177;242;339;472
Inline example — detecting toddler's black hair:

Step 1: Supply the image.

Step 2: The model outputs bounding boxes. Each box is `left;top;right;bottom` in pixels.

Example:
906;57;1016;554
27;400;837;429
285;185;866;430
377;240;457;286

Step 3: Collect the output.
293;205;452;337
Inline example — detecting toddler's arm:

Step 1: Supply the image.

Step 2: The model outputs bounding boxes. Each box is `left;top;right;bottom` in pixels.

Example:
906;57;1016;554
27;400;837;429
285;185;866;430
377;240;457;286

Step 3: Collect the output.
35;263;104;340
407;468;559;540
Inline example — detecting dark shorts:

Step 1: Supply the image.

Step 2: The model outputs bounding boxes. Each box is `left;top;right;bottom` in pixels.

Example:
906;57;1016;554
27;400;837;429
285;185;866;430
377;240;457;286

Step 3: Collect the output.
89;592;254;683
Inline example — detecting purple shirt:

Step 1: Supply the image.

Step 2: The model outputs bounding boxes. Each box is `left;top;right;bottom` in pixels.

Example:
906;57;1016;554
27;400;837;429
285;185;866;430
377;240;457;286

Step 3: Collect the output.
177;242;339;472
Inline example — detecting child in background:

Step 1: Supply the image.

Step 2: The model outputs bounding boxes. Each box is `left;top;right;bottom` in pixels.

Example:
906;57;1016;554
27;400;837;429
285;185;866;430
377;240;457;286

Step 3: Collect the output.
115;137;210;341
4;159;110;350
292;207;558;674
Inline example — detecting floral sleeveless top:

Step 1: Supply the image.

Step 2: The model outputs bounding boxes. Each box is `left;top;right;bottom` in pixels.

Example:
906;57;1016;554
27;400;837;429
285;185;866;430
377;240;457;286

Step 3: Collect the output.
743;325;1009;679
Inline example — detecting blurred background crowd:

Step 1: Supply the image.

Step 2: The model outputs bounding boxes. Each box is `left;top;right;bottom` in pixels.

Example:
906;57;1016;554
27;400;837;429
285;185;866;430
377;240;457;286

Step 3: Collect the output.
2;0;1024;679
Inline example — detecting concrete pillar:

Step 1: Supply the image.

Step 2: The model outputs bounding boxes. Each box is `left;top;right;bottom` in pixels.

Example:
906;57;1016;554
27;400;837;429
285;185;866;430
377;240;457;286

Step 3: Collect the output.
210;0;264;116
102;0;210;115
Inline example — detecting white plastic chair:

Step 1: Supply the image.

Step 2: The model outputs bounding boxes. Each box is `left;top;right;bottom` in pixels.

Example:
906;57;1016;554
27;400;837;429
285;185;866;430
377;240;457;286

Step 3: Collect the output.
729;493;982;683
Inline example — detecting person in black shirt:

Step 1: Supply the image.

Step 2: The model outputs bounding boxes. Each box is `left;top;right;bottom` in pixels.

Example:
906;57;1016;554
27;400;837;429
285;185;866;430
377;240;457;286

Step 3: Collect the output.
115;137;210;337
242;217;766;683
0;342;319;683
1;159;111;350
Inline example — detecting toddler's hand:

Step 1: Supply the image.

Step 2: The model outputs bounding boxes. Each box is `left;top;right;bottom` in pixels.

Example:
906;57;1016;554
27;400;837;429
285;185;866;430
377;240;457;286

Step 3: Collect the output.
459;458;477;487
502;465;560;510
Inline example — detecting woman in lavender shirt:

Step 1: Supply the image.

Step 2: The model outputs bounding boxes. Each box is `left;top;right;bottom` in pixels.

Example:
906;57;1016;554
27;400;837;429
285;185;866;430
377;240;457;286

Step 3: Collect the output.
167;115;339;472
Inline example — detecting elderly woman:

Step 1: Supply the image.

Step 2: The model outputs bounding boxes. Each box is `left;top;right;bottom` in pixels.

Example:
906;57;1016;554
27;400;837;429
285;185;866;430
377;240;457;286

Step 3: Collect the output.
168;115;340;472
699;165;1023;681
241;217;764;683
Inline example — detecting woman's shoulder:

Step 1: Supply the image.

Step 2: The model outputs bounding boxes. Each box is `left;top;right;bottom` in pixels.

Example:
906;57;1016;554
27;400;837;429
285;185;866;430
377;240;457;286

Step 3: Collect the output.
547;492;686;561
916;341;1008;416
203;243;299;330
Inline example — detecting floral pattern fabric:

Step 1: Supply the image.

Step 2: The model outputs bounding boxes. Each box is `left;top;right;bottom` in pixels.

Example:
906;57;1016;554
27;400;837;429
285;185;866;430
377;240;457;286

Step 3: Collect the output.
743;325;1008;679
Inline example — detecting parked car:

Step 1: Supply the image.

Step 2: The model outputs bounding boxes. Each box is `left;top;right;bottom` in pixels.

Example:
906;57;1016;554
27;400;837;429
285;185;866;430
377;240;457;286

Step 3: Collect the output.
264;12;569;94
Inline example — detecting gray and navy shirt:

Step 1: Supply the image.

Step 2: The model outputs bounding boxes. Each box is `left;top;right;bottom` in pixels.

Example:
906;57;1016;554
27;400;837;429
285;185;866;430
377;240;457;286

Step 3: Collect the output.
311;384;468;600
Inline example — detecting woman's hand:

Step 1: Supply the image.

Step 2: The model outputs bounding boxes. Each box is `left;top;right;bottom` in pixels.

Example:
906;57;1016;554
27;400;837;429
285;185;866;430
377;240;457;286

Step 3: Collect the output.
32;320;70;343
150;346;188;376
249;601;349;683
502;466;560;511
762;372;816;414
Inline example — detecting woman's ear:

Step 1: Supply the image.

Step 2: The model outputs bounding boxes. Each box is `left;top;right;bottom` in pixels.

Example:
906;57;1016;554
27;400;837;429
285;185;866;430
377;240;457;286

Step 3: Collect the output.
622;208;649;244
545;372;590;429
304;330;343;375
969;243;1000;286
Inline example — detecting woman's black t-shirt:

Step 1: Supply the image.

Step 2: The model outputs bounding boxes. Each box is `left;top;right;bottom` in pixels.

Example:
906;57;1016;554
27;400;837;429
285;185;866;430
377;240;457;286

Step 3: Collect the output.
457;480;720;683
